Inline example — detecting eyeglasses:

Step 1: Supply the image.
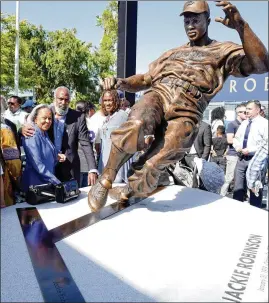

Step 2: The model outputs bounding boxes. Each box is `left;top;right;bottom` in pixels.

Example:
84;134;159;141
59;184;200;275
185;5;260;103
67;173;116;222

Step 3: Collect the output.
7;102;16;106
238;111;246;114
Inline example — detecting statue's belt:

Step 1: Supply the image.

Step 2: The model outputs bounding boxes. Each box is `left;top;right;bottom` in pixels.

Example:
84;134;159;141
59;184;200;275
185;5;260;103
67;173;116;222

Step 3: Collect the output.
159;77;201;98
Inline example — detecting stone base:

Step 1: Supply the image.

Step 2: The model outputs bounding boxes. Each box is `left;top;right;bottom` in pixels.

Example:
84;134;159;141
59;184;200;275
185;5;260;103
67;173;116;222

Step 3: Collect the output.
1;185;268;302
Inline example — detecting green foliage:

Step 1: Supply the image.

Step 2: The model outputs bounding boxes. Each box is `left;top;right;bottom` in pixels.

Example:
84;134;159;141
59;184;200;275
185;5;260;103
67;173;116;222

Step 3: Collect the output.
0;14;41;94
94;1;118;79
0;2;118;104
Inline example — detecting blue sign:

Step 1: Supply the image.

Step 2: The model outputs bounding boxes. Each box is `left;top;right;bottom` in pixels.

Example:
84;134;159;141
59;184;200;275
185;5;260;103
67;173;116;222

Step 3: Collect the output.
212;73;269;102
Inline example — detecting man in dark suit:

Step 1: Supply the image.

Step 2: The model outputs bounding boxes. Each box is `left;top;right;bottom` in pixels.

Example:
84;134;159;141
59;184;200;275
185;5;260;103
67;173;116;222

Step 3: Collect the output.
21;87;97;186
183;121;212;169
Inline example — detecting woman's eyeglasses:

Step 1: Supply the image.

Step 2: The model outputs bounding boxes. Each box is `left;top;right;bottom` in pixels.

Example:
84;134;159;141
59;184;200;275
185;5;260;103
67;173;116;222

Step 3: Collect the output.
238;111;246;114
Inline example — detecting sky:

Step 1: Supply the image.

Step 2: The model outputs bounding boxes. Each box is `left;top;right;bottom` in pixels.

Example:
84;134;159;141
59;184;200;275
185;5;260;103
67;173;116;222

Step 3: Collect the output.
2;0;268;75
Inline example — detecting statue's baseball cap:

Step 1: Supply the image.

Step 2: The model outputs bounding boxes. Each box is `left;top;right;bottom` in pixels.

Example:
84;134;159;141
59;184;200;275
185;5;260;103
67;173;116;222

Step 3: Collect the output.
180;1;210;16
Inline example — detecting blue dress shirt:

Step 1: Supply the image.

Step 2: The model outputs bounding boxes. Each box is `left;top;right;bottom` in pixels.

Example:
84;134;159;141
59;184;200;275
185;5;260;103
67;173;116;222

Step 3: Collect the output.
22;125;61;191
53;115;66;154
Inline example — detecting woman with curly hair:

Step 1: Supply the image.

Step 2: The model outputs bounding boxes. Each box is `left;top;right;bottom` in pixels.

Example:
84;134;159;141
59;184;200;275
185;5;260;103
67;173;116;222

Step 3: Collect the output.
97;90;130;183
211;106;226;138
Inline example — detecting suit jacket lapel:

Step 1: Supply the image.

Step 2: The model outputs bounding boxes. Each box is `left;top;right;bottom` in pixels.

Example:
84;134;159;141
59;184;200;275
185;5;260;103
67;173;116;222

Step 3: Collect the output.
61;109;76;153
65;109;75;135
48;106;55;144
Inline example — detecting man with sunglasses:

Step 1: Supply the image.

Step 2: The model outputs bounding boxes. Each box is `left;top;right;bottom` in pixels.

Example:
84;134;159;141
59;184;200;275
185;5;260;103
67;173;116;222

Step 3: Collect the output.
4;96;27;131
233;100;268;208
220;103;246;196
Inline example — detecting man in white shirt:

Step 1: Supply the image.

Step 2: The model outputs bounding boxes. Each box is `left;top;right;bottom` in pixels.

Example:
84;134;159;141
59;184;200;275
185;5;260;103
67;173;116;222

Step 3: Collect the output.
4;96;27;130
233;100;268;207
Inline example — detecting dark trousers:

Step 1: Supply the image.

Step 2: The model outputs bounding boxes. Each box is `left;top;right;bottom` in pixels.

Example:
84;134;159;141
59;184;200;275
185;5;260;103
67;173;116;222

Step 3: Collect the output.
80;172;88;188
233;158;263;208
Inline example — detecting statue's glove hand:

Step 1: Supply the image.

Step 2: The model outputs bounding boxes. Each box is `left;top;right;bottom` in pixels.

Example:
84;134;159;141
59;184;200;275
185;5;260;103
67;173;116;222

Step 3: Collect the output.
101;77;127;90
101;77;118;90
215;1;245;30
115;78;128;90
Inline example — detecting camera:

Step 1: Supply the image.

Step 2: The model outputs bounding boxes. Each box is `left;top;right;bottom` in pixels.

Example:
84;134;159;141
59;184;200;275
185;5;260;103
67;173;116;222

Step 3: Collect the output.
55;180;80;203
26;179;80;205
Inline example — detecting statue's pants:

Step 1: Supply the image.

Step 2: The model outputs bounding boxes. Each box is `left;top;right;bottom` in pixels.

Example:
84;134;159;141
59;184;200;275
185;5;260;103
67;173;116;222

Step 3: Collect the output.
102;91;198;197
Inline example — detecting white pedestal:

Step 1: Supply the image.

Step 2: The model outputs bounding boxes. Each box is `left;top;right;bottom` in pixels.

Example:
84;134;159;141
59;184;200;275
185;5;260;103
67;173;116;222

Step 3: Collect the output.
1;186;268;302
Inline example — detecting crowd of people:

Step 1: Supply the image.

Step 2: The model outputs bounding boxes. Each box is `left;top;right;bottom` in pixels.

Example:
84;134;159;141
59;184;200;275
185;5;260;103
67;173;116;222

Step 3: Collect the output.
0;88;132;207
172;102;268;209
1;1;268;212
0;90;268;210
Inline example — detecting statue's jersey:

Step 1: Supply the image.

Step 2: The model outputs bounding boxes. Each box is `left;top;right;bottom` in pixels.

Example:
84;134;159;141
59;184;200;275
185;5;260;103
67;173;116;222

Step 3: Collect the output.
145;40;247;122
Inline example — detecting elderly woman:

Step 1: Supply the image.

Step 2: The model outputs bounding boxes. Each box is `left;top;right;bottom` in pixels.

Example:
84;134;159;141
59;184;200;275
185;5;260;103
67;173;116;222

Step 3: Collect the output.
97;90;131;183
22;104;66;192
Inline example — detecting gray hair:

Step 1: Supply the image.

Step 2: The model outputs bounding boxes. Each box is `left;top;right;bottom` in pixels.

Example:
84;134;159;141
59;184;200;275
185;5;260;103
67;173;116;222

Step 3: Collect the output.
26;104;52;123
53;86;70;99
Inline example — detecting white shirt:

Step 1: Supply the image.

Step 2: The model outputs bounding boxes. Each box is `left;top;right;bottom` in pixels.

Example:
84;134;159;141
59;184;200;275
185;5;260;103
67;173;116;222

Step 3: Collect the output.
87;111;106;144
233;115;268;153
189;144;197;155
4;108;27;130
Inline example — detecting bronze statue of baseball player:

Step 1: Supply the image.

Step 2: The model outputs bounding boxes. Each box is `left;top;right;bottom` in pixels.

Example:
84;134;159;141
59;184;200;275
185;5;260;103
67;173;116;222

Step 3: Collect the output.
88;0;269;211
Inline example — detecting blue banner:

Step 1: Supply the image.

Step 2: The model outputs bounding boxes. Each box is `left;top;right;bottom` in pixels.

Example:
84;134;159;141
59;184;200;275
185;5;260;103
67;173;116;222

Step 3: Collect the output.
212;73;268;102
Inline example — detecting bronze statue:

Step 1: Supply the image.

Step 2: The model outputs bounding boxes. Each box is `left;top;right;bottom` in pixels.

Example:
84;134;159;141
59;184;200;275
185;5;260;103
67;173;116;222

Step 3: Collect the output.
88;0;269;211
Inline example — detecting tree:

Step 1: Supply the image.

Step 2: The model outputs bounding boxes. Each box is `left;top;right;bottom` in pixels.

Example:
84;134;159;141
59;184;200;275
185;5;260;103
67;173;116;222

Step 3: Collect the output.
0;13;41;95
0;14;99;104
1;2;119;104
93;1;118;80
36;28;99;103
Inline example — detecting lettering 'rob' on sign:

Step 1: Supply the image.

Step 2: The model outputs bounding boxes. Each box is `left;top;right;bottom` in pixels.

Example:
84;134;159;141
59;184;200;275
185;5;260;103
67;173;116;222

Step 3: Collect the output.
222;234;263;302
212;74;269;102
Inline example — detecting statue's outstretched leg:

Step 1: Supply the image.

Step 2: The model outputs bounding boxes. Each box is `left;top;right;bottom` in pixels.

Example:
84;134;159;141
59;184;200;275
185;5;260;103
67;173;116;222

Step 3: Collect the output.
88;147;133;211
88;93;164;211
111;117;198;200
109;123;166;201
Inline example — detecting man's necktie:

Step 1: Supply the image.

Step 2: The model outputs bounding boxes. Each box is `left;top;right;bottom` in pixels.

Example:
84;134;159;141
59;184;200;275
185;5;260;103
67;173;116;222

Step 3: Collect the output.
242;120;252;149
